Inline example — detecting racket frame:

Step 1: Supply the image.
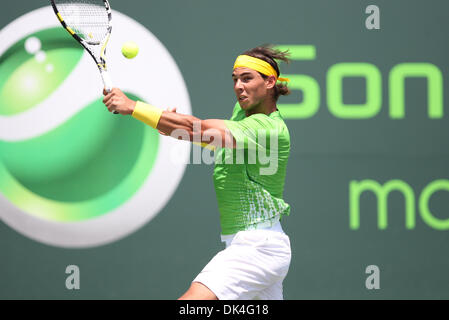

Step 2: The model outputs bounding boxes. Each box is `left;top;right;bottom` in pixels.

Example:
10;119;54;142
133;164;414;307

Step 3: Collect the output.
50;0;113;92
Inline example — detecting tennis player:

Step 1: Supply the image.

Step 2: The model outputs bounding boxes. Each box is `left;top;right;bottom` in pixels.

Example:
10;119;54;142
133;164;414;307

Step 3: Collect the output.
103;45;292;300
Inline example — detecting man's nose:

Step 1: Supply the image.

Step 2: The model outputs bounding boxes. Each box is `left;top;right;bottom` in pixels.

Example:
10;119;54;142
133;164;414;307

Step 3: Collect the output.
234;79;244;90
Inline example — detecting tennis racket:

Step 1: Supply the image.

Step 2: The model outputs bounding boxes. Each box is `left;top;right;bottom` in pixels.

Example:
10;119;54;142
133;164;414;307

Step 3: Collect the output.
50;0;118;114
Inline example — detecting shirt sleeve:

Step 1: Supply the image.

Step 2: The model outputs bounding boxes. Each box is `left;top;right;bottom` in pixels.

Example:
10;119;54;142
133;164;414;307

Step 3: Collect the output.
224;113;276;150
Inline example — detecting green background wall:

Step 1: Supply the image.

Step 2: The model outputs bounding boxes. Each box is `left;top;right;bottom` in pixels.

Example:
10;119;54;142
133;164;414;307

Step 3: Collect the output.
1;0;449;299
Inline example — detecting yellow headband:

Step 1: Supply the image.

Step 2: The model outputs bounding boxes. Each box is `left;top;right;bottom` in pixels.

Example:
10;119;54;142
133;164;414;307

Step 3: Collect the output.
233;55;290;82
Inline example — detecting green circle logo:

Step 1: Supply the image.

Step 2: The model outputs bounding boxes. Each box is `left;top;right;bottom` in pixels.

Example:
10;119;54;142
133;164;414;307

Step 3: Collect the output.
0;7;191;247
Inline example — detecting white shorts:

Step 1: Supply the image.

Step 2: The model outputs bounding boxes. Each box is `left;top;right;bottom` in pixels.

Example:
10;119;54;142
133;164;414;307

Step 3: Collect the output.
193;224;291;300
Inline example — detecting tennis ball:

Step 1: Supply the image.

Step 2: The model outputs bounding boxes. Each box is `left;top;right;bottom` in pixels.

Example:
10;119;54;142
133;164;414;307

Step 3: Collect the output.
121;41;139;59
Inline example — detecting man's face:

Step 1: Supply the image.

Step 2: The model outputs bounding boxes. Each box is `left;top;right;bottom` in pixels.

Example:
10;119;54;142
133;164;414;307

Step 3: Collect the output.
232;67;275;111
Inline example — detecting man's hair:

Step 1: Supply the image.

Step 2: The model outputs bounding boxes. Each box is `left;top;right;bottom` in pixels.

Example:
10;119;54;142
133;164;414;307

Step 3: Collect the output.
242;45;291;101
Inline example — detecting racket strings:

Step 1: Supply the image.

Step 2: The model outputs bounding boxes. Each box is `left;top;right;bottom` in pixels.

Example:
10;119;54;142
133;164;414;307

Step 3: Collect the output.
54;0;110;44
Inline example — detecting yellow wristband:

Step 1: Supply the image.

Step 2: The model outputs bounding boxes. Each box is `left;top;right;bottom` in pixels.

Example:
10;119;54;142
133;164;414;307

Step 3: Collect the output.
132;101;163;129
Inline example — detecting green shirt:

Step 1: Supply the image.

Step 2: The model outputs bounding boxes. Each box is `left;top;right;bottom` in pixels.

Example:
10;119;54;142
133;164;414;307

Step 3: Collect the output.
213;104;291;235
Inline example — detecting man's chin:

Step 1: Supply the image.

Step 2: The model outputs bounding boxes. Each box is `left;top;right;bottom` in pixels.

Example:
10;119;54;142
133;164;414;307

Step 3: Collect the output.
238;100;251;109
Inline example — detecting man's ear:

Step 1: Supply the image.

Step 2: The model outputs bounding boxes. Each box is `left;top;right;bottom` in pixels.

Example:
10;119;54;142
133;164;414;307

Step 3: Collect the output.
265;75;277;90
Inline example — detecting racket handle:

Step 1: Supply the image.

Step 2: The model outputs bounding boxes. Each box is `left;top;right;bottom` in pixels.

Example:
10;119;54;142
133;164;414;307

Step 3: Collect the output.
101;70;119;115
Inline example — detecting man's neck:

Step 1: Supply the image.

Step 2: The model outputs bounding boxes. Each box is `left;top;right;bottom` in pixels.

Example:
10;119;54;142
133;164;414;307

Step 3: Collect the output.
245;100;277;117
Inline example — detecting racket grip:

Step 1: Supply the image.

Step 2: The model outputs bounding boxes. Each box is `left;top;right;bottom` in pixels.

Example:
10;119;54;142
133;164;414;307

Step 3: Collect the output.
101;70;119;115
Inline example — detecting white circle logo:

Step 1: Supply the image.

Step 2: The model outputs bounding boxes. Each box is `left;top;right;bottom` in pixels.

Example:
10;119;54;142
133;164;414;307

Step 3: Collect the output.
0;7;191;248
